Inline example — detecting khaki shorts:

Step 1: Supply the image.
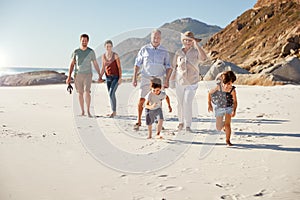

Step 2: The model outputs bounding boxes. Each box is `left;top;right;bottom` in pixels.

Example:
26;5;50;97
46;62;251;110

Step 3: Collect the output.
74;73;92;93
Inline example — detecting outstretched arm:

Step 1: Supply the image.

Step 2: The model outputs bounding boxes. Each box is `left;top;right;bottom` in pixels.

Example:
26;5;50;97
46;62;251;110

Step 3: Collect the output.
165;95;172;112
132;65;139;87
98;55;106;83
208;86;219;112
207;91;213;113
66;59;75;84
92;59;102;82
115;53;122;85
231;89;238;117
164;68;173;89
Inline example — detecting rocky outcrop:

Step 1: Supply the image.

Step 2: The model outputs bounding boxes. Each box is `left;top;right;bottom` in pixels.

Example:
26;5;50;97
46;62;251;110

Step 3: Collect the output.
203;59;249;81
261;56;300;83
204;0;300;83
254;0;300;9
235;74;284;86
0;71;68;86
281;35;300;57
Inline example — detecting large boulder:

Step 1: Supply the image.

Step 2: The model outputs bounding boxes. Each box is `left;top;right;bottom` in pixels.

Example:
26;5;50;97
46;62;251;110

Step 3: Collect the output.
0;70;68;86
203;59;249;81
261;56;300;83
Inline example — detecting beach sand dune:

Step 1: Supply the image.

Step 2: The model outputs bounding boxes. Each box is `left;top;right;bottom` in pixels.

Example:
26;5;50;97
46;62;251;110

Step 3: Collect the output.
0;83;300;199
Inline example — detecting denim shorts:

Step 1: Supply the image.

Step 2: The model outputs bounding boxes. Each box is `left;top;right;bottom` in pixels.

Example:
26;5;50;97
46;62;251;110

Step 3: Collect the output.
215;107;233;117
145;108;164;125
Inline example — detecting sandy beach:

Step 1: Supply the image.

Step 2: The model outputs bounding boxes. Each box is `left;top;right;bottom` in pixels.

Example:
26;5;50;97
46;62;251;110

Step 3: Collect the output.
0;82;300;200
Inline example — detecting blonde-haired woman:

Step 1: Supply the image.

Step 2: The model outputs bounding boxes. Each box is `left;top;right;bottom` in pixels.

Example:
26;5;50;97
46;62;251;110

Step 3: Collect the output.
172;31;207;132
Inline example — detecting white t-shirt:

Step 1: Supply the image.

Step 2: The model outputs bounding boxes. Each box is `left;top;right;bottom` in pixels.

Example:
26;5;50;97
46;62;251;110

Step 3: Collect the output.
145;90;166;110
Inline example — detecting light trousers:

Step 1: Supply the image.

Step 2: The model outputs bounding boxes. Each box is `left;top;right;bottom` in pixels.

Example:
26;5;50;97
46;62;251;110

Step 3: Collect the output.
175;83;198;127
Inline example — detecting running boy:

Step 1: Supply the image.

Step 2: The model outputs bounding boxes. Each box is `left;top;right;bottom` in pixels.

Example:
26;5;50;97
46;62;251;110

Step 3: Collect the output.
208;71;238;146
145;78;172;139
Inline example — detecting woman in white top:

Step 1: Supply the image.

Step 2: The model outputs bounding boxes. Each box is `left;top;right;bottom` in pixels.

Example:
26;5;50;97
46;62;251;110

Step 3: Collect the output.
172;31;207;132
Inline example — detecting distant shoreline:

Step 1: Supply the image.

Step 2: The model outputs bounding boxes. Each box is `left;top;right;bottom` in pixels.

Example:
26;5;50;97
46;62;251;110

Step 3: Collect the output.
0;67;134;80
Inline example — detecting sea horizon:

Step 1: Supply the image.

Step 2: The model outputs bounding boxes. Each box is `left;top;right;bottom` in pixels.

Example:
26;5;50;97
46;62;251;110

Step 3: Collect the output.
0;66;134;80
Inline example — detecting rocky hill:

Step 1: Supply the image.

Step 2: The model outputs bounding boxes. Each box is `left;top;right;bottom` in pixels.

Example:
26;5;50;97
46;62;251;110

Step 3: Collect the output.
112;18;222;70
0;71;67;86
204;0;300;79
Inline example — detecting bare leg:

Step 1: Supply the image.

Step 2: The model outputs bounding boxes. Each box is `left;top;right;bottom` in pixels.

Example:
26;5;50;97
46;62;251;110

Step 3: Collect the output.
156;119;163;134
147;125;152;139
137;98;145;125
224;114;232;146
78;92;85;115
156;119;163;139
85;91;91;117
215;116;224;131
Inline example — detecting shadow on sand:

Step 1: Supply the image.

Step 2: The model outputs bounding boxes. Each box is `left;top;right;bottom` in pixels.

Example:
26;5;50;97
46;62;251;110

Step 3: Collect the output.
166;127;300;153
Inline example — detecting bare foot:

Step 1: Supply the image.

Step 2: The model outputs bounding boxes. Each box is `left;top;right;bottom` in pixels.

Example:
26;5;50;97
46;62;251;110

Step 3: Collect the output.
133;122;141;131
177;123;184;131
108;112;116;118
156;133;163;139
226;140;233;146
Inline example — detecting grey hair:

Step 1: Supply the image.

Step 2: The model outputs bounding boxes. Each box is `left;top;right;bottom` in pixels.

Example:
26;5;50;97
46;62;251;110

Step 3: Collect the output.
151;29;161;36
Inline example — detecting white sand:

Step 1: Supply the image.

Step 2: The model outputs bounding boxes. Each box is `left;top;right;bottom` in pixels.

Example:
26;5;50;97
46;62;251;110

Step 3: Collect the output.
0;82;300;200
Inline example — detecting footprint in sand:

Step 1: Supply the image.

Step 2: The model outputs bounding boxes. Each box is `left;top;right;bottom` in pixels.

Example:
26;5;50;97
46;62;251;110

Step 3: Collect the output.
156;184;183;192
215;182;235;190
253;189;266;197
220;194;239;200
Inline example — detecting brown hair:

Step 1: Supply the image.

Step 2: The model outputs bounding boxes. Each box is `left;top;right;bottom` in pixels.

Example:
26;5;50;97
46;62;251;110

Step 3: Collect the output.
80;34;89;41
151;77;162;89
222;71;236;84
104;40;113;47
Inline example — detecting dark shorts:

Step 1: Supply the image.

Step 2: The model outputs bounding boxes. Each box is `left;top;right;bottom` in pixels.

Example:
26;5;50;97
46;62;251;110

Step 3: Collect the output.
145;108;164;125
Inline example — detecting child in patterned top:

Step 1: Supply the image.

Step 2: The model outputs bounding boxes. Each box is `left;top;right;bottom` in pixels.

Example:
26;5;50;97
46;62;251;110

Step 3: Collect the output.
208;71;238;146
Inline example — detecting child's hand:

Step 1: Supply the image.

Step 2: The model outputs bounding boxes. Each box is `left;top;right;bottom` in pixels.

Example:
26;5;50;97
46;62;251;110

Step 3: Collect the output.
208;104;213;112
151;103;157;109
168;106;172;112
231;110;236;117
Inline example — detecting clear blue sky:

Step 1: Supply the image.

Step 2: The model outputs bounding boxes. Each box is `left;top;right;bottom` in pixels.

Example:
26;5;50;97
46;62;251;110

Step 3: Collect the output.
0;0;257;68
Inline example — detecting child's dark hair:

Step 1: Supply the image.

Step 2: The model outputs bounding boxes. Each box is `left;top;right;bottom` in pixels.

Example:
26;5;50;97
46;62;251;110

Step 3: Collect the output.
222;71;236;84
151;78;162;89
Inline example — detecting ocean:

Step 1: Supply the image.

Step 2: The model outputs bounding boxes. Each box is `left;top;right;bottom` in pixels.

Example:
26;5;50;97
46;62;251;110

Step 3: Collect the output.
0;67;134;80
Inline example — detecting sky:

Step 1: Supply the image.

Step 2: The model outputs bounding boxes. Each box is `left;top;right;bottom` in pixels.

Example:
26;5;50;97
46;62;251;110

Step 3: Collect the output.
0;0;257;69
